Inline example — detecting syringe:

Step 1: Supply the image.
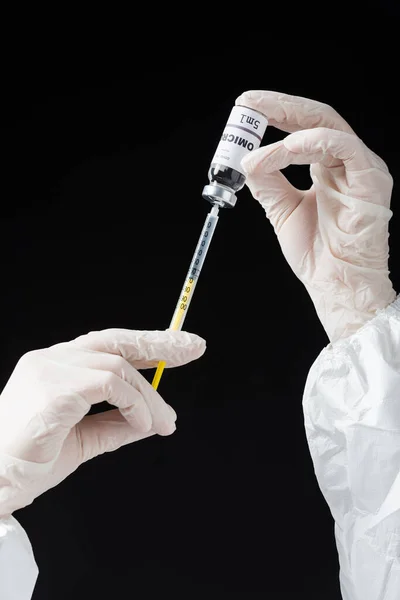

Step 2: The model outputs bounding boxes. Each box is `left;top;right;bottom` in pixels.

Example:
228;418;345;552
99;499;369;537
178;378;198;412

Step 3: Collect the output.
151;204;220;390
151;103;268;390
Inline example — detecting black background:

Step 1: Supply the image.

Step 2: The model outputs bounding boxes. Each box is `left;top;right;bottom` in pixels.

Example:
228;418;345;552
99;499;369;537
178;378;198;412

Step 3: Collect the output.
2;39;400;599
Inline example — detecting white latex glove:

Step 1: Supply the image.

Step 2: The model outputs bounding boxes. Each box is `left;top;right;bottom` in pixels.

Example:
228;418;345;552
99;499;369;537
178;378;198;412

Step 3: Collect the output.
236;90;396;342
0;329;206;518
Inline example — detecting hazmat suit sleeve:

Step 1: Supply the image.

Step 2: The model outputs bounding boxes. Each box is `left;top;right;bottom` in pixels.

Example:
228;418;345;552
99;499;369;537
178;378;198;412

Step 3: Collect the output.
303;297;400;600
0;516;38;599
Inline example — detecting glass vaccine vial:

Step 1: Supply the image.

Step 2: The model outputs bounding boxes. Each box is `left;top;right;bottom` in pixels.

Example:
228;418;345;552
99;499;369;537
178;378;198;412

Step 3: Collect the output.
202;105;268;208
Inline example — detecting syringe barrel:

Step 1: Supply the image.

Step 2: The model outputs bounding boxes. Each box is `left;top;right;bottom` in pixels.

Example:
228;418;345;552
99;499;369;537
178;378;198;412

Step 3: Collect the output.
169;207;219;331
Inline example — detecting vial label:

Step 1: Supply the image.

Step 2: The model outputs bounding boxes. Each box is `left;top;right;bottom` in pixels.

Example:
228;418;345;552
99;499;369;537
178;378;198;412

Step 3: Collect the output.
210;106;268;175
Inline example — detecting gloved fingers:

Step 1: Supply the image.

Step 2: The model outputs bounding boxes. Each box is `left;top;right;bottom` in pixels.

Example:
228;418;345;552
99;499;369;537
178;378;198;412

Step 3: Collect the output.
75;410;155;462
74;365;176;436
72;329;206;370
43;411;156;484
283;128;390;172
236;90;355;135
242;128;387;176
285;128;392;185
244;167;305;233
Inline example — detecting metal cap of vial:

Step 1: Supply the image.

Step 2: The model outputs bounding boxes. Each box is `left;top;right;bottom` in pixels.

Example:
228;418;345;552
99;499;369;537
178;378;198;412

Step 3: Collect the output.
202;184;237;208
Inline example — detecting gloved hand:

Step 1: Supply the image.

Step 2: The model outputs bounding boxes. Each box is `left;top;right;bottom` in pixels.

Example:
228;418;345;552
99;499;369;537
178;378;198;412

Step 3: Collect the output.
236;90;396;342
0;329;206;517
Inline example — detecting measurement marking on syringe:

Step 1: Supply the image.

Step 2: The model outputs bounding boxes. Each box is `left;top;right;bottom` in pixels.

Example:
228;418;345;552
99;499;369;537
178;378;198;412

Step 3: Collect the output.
169;212;218;331
179;278;195;311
